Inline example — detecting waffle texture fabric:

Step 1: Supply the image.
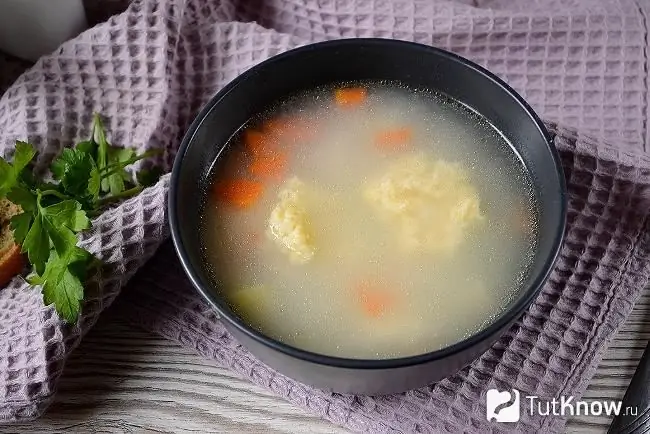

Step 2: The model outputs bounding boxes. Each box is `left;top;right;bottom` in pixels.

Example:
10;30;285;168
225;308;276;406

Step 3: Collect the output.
2;0;650;432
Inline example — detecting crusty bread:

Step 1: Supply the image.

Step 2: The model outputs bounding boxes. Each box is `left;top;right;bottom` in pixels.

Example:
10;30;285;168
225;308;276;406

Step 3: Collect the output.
0;198;25;287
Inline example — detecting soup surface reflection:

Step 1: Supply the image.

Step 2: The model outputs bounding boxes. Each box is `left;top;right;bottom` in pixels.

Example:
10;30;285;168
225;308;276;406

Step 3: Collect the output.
200;82;539;359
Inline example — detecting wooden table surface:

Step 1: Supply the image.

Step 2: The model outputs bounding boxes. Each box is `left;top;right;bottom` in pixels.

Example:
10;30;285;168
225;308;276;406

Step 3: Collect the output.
4;288;650;433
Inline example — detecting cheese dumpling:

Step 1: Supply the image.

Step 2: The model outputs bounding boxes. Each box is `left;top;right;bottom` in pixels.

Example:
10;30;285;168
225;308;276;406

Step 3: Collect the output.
365;155;484;254
267;177;316;264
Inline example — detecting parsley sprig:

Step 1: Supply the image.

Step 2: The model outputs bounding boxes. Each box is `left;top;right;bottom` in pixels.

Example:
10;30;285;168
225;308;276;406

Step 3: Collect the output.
0;114;162;322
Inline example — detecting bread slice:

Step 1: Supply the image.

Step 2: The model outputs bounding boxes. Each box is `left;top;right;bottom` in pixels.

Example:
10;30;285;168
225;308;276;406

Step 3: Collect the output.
0;198;26;287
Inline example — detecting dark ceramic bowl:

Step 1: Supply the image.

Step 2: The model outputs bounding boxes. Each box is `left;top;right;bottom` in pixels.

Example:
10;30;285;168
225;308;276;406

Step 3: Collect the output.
169;38;567;395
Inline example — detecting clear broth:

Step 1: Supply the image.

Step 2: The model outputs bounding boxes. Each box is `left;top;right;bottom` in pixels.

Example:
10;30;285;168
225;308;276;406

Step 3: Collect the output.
200;82;539;359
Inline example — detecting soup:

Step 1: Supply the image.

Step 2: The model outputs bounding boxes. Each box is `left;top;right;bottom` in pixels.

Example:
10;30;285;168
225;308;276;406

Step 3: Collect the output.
200;81;539;359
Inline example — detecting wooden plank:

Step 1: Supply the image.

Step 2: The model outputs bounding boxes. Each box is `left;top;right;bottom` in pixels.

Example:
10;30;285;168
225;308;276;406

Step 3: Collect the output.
9;320;347;433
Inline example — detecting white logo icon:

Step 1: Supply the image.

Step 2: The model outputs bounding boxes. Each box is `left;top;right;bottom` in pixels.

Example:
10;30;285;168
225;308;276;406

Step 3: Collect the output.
486;389;520;422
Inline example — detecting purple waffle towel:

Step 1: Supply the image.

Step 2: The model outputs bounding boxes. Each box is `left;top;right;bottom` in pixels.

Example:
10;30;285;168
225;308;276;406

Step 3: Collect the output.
2;0;650;432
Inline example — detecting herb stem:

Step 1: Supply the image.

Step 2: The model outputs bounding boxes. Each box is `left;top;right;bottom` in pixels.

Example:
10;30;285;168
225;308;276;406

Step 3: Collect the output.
98;150;162;176
96;185;143;207
94;113;108;173
39;189;70;200
99;166;126;179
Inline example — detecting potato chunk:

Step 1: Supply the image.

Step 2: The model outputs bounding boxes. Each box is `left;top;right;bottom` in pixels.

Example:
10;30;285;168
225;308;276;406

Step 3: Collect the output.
229;284;267;320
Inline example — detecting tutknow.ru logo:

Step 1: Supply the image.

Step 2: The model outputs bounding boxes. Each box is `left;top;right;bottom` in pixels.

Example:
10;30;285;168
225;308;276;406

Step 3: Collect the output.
486;388;638;423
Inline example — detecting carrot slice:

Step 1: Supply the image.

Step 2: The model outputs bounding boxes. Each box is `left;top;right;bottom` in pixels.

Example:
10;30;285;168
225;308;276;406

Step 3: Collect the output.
213;179;264;209
335;87;367;108
354;280;395;318
249;151;288;180
374;127;412;152
244;130;273;156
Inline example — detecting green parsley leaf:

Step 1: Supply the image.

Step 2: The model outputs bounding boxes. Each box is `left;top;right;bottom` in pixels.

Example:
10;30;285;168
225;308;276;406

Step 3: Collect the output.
76;140;97;160
13;141;37;172
23;195;89;276
107;169;125;195
39;247;91;323
87;166;101;201
104;147;137;195
51;148;97;199
51;148;81;179
0;115;164;324
7;185;36;212
0;141;36;196
0;159;14;195
18;168;37;191
42;200;90;232
40;217;79;259
10;212;33;245
22;214;49;275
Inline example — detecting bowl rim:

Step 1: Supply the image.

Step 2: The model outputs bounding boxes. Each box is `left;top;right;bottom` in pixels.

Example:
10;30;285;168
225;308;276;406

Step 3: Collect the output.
169;37;567;370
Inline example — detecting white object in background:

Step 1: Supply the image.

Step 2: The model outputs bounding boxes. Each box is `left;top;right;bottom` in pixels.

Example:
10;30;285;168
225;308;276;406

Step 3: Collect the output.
0;0;88;62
